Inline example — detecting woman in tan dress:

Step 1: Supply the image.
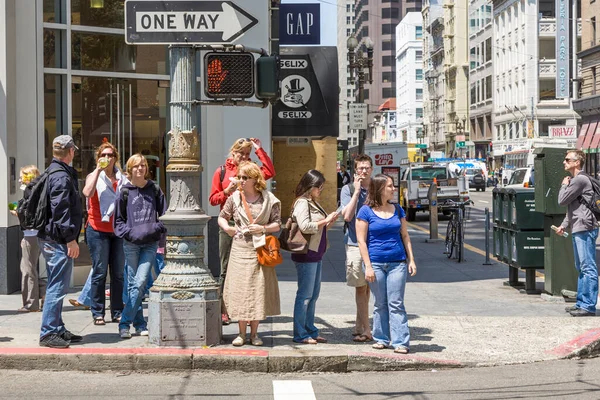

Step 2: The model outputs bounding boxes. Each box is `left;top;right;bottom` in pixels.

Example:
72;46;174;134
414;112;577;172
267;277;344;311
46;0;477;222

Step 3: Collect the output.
218;161;281;346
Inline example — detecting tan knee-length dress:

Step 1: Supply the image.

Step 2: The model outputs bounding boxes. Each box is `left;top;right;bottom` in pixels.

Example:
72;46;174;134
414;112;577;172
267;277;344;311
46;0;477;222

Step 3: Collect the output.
220;193;281;321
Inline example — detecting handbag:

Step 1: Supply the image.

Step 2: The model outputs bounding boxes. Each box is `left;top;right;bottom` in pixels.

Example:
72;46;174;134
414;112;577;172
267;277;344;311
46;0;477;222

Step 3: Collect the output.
279;200;311;254
241;192;283;268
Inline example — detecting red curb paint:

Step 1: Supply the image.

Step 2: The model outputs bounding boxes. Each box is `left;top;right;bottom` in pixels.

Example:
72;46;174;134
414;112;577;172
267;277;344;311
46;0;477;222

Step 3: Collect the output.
0;348;193;355
352;351;462;366
193;348;268;357
547;328;600;356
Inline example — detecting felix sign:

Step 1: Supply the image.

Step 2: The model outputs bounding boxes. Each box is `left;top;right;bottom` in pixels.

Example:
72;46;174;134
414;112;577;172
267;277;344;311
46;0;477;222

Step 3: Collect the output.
125;0;259;44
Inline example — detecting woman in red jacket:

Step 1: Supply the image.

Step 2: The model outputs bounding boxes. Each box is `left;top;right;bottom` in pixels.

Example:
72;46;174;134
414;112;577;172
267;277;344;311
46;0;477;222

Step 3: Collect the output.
209;138;275;325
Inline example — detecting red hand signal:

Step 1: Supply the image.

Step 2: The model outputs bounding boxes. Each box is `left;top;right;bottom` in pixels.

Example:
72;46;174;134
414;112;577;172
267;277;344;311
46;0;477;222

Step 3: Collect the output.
207;59;228;93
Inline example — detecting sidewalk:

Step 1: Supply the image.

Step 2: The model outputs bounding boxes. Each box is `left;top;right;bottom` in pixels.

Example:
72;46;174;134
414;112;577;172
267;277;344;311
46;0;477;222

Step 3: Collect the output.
1;221;600;372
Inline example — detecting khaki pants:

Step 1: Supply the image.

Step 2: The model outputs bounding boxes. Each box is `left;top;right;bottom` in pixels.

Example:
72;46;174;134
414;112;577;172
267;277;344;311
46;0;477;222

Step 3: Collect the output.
20;236;46;310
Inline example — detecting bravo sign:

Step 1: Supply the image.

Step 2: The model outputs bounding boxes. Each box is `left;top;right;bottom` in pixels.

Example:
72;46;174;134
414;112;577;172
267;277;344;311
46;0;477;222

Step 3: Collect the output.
125;1;259;44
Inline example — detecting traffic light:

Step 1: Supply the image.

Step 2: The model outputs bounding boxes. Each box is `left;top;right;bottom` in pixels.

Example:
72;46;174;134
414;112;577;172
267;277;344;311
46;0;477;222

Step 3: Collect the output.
204;52;255;99
256;55;280;101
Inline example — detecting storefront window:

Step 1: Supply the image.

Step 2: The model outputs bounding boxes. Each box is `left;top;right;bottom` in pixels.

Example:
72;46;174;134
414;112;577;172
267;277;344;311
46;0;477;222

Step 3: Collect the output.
71;0;125;28
44;74;66;167
71;32;168;74
43;29;66;68
71;76;168;185
43;0;66;23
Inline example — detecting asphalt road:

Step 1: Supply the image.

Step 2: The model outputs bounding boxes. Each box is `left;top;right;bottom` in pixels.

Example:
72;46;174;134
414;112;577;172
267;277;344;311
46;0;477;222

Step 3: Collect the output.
2;357;600;399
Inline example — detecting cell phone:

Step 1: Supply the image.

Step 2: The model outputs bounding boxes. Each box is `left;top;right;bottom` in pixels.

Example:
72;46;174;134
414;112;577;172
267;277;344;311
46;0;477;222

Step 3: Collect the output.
336;204;345;214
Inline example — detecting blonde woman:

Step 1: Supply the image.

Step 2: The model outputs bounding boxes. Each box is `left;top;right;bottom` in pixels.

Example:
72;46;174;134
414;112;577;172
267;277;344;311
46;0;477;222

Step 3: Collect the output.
113;154;167;339
218;161;281;346
82;142;128;325
209;137;276;326
14;165;46;312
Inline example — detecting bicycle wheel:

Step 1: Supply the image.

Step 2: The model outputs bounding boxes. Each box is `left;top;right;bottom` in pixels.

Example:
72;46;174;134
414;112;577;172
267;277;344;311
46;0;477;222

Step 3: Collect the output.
445;218;456;258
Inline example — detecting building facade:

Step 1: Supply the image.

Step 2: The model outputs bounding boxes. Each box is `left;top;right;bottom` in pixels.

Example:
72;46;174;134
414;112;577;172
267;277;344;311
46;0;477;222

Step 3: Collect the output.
469;0;493;162
395;12;424;146
492;0;581;164
338;0;358;148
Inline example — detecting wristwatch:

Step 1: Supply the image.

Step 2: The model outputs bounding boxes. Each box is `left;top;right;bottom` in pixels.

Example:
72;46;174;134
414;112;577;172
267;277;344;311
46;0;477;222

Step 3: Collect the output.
262;226;266;234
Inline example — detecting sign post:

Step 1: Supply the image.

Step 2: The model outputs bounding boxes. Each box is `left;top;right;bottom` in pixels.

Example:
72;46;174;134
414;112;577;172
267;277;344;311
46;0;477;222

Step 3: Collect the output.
349;103;368;130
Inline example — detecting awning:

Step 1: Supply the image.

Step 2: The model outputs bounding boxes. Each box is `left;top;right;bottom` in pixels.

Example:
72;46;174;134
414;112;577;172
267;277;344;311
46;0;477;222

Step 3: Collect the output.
576;122;591;149
582;121;597;150
590;122;600;153
378;98;396;111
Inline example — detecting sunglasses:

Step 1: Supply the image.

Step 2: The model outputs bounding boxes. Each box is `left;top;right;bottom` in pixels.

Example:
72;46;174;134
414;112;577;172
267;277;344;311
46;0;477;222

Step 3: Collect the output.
564;158;577;162
101;153;116;158
237;175;250;181
237;138;252;144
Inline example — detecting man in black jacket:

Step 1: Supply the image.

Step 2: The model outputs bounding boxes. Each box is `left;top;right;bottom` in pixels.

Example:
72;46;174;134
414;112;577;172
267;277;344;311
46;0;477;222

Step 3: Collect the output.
38;135;83;348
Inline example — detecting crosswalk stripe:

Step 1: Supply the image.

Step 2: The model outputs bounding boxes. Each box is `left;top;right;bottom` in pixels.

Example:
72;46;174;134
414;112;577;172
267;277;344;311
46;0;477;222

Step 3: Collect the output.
273;380;317;400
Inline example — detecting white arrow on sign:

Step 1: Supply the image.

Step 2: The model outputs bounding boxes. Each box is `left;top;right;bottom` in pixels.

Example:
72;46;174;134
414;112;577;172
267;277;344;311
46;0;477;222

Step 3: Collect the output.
135;3;253;42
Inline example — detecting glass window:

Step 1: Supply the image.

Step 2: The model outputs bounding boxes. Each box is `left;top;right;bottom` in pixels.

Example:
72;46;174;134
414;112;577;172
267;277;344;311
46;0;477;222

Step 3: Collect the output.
382;87;395;98
44;29;66;68
44;0;66;23
44;74;66;167
382;24;395;35
416;88;423;100
416;69;423;80
71;0;126;29
416;50;422;61
416;108;423;118
382;55;394;66
539;79;556;100
415;26;422;39
72;32;168;74
382;72;394;82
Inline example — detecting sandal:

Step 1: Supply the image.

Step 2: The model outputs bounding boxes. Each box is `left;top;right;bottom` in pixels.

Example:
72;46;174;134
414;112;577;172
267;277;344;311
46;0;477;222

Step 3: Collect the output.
353;334;373;343
372;343;387;350
394;347;409;354
93;317;106;326
314;336;328;343
232;335;246;347
293;337;317;345
250;335;263;346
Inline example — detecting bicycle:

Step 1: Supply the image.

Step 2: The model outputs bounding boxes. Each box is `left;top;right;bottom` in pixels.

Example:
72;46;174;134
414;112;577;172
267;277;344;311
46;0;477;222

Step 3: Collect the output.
443;199;474;262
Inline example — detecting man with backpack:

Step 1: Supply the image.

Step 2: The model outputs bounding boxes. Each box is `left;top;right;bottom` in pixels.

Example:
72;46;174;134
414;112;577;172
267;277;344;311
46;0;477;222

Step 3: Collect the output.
340;154;374;342
556;149;599;317
37;135;84;347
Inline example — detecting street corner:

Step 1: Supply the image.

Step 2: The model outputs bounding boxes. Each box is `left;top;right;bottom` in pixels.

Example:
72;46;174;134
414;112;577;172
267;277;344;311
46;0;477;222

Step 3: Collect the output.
347;350;464;372
547;328;600;359
192;347;269;373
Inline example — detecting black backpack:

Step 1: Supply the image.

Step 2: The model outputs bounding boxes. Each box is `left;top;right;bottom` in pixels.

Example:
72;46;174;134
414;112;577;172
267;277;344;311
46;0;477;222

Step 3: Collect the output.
578;172;600;221
16;166;66;231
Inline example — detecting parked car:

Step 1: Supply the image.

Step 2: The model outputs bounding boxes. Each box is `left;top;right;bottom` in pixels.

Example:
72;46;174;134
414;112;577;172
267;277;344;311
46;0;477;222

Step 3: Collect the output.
461;168;484;189
506;167;534;188
471;172;487;191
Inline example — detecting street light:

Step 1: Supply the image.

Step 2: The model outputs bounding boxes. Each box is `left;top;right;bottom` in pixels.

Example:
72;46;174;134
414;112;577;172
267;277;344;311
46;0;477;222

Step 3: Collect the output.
455;116;467;159
347;35;374;155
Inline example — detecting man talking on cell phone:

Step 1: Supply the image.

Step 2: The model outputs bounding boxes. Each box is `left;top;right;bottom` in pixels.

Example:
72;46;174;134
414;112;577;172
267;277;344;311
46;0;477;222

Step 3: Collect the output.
340;154;374;342
555;149;599;317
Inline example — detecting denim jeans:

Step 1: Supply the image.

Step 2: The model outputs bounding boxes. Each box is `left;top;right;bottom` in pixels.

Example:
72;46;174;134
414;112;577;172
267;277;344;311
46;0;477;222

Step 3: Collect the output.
293;261;322;342
77;269;92;307
145;253;166;294
39;239;73;339
368;261;410;350
87;226;125;320
120;240;157;331
572;228;599;313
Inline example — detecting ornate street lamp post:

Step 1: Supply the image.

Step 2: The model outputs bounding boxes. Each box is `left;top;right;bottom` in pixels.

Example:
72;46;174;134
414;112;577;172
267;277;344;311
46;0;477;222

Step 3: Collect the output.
347;35;374;155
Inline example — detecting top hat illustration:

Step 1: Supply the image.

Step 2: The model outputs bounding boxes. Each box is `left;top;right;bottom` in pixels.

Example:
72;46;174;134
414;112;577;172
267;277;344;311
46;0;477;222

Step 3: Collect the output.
286;78;304;93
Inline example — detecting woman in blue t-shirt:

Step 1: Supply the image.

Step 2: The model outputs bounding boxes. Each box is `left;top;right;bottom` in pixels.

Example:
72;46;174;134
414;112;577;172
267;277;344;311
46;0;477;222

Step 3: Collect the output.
356;174;416;354
291;170;340;344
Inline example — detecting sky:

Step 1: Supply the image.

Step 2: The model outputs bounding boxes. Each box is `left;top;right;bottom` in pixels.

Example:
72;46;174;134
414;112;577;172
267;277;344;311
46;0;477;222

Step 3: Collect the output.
281;0;338;46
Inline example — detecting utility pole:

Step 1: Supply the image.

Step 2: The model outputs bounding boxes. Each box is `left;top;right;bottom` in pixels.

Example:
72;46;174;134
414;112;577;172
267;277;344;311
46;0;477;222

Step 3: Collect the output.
347;35;374;155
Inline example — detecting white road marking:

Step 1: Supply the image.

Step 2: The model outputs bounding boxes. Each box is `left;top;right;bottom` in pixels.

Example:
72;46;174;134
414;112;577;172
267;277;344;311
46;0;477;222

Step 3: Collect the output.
273;380;317;400
479;200;490;203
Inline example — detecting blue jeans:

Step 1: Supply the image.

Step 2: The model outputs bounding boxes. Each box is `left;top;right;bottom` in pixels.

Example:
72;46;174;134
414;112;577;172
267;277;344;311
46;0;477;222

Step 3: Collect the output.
77;269;92;307
572;229;599;313
293;261;322;342
120;241;157;331
368;261;410;350
87;226;125;319
39;239;73;339
145;253;165;294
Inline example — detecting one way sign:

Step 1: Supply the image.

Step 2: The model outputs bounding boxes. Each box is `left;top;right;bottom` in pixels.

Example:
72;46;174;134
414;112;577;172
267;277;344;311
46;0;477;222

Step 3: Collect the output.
125;1;259;45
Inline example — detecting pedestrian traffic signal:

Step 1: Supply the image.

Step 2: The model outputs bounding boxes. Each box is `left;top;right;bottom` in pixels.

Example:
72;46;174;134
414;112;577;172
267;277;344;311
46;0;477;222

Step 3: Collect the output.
204;52;255;99
255;55;280;101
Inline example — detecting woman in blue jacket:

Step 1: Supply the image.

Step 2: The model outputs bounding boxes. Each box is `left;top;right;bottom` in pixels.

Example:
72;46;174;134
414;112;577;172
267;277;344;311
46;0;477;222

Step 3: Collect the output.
356;174;416;354
113;154;167;339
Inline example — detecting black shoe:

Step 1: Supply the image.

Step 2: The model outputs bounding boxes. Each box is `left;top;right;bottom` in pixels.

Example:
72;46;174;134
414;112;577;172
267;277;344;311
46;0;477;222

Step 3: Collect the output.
61;330;83;342
570;308;596;317
565;305;578;313
39;333;70;348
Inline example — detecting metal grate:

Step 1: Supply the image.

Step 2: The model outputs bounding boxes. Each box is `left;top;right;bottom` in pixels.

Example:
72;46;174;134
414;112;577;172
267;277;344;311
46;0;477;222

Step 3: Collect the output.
204;52;255;99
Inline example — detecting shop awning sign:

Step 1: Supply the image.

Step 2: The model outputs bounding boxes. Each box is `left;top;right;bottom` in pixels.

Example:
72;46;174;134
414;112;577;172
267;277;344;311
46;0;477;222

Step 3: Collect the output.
125;1;259;44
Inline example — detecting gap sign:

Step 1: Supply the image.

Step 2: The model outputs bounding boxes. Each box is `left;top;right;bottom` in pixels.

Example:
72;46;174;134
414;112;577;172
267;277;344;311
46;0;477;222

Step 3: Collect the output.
279;4;320;45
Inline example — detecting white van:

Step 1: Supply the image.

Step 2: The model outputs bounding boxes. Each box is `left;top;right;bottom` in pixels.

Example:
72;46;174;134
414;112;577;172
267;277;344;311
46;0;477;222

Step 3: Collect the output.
505;166;534;188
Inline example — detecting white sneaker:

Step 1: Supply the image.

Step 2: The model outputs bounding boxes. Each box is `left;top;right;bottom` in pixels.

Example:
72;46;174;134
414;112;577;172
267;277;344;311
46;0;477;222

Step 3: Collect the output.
134;329;149;336
232;335;245;346
119;328;131;339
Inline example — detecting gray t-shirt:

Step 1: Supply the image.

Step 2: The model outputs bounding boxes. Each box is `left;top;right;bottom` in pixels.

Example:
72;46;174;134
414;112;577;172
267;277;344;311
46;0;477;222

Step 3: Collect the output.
558;173;598;233
340;184;368;246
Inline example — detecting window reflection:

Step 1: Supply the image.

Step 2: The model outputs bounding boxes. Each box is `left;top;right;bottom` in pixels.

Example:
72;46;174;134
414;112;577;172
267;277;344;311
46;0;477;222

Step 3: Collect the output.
44;29;65;68
43;0;65;23
44;74;66;167
71;32;168;74
71;0;125;28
